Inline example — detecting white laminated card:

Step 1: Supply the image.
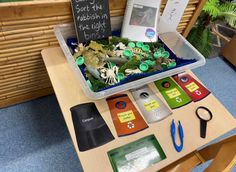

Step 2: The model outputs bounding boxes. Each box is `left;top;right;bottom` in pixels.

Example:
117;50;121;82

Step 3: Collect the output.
159;0;189;32
121;0;161;42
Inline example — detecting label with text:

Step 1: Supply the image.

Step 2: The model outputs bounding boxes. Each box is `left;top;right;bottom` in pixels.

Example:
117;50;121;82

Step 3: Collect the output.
117;110;136;123
165;88;181;99
185;82;199;92
144;100;160;112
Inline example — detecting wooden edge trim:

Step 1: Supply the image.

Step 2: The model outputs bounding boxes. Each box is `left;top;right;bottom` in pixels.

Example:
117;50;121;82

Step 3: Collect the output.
182;0;207;37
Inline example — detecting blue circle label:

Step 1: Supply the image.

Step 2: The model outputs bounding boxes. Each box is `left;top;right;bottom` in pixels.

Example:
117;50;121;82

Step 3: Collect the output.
145;28;156;39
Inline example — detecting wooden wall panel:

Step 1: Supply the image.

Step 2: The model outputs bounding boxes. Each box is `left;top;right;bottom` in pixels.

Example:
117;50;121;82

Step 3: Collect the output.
0;0;206;108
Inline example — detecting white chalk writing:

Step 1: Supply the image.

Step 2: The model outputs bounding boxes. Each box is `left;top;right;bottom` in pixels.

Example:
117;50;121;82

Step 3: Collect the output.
72;0;111;42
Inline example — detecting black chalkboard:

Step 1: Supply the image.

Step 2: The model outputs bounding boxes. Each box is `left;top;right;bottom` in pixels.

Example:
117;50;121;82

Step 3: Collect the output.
71;0;112;43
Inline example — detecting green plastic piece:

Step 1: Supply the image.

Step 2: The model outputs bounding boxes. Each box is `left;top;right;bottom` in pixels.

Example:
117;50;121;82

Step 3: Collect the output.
116;73;125;80
110;36;129;45
154;77;192;109
119;58;140;73
158;47;165;52
109;62;116;68
162;51;170;58
145;60;156;67
168;61;176;68
128;42;135;48
86;80;93;89
154;51;162;59
139;62;149;72
123;49;133;58
76;56;84;66
136;42;143;48
146;54;153;59
161;63;168;69
142;45;150;52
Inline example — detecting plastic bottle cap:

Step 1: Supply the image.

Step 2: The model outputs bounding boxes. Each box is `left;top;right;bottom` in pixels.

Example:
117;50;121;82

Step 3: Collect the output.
147;54;153;59
142;45;150;52
154;52;162;59
168;61;176;68
162;51;170;58
151;61;156;66
139;62;149;72
128;42;135;48
76;56;84;66
136;42;143;48
161;62;168;69
116;73;125;80
86;80;93;89
145;60;156;67
123;49;133;58
158;47;165;52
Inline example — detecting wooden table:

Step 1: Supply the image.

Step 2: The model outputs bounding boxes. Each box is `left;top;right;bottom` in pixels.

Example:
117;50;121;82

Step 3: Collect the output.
42;47;236;172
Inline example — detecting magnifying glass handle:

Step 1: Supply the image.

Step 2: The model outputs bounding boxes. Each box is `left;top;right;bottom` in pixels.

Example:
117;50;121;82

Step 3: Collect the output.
200;120;207;138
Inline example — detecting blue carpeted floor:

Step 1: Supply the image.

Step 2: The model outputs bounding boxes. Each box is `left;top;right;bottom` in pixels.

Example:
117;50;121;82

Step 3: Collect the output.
0;57;235;172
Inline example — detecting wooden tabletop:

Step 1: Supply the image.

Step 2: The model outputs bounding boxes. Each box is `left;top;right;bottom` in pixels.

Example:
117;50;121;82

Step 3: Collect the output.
42;47;236;172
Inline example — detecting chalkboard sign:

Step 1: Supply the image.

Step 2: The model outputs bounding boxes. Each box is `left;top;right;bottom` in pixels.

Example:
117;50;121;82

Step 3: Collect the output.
71;0;112;43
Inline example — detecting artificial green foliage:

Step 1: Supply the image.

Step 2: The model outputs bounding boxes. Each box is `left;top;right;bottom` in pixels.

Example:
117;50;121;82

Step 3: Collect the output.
96;38;110;45
103;44;115;51
86;72;109;92
109;36;129;45
119;59;141;73
147;66;159;73
148;42;164;52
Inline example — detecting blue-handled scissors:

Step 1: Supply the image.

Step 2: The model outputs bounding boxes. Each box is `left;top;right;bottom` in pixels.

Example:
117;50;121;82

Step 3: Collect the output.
171;120;184;152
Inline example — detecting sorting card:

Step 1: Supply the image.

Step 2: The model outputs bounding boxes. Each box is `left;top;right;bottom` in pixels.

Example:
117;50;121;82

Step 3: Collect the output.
106;94;148;137
70;102;114;151
108;135;166;172
173;73;211;102
131;85;172;123
71;0;112;43
121;0;161;42
154;77;192;109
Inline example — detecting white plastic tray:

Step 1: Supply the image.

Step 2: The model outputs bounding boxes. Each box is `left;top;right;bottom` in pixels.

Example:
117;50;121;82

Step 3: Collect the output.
54;17;205;99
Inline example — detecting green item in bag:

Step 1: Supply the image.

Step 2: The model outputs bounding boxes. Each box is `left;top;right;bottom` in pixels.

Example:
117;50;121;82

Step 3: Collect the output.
107;135;166;172
154;77;192;109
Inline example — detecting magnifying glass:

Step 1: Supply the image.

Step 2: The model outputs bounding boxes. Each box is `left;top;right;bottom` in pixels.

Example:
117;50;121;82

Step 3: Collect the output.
195;106;213;138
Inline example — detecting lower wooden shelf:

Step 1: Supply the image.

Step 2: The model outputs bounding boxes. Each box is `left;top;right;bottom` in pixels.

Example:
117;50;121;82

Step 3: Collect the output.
0;87;54;108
